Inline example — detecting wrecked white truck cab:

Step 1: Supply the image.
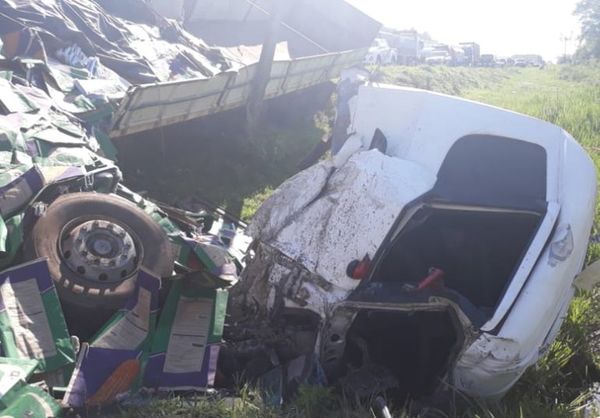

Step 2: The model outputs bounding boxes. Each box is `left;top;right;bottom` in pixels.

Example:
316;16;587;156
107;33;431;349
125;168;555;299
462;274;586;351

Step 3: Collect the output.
229;85;598;400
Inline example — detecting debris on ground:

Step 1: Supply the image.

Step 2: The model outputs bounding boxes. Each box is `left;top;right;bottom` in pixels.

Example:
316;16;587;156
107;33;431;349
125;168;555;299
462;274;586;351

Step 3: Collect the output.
0;1;598;417
0;16;249;414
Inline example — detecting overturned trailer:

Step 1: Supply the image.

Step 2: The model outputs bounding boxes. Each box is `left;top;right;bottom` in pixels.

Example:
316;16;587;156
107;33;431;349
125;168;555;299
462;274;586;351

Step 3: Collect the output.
0;0;379;140
111;0;380;137
229;84;599;401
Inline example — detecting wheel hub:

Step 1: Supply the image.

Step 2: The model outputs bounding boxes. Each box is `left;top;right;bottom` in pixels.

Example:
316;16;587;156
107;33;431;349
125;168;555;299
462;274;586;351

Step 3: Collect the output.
60;219;138;283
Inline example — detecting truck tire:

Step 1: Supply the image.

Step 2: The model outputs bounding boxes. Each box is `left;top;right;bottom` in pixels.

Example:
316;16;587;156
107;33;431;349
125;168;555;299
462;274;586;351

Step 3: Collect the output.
23;192;175;311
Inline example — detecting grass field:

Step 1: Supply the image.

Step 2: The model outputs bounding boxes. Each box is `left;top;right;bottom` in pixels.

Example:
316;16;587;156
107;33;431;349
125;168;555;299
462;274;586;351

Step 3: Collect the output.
117;65;600;417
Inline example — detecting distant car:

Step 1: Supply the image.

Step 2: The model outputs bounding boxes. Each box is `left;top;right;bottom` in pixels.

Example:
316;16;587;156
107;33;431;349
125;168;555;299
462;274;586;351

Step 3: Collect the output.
479;54;496;67
364;38;398;65
512;55;545;68
514;58;528;67
424;51;452;65
495;58;507;67
232;84;598;401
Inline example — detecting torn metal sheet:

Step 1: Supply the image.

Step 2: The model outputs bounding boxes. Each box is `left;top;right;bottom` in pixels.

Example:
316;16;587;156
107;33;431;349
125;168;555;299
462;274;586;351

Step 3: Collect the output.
0;259;75;373
242;150;436;317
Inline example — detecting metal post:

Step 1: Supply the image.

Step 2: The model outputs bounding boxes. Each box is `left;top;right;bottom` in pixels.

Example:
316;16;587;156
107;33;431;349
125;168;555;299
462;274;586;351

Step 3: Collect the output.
560;33;572;63
246;0;291;139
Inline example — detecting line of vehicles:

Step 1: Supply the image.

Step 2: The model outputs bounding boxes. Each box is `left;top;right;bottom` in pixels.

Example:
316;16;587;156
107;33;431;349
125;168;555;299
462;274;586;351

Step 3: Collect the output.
365;30;545;68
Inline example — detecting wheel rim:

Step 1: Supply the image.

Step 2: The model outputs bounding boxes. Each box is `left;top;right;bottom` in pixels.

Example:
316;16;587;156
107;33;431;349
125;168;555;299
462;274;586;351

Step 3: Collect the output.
60;219;140;284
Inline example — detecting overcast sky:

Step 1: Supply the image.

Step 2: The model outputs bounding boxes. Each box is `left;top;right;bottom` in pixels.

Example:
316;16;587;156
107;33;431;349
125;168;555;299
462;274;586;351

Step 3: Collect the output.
346;0;581;60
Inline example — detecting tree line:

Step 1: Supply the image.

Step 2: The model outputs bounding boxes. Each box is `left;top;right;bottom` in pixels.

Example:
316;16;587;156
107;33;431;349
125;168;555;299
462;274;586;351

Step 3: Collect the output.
576;0;600;59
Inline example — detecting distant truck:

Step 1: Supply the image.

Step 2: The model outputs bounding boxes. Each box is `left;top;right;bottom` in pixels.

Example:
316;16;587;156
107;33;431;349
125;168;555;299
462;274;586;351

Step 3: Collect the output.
381;29;424;65
459;42;481;66
422;44;465;66
422;48;452;65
